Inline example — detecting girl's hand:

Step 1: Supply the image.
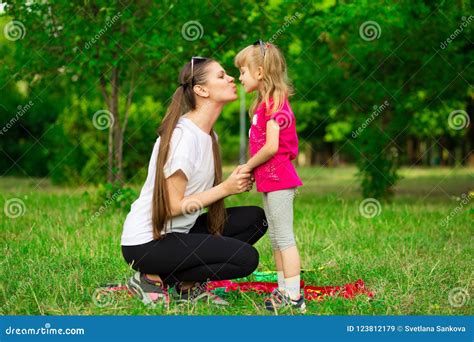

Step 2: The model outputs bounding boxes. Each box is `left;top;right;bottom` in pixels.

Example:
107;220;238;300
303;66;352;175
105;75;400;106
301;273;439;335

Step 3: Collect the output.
238;164;253;175
237;164;255;191
223;165;253;195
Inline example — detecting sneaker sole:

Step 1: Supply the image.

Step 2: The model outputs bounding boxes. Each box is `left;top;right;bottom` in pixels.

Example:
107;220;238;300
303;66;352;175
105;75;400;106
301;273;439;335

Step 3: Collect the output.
127;276;169;308
264;299;306;313
174;292;229;306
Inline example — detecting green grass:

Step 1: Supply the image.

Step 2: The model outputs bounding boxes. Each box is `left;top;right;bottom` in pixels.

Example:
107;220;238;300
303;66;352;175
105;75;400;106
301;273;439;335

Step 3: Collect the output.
1;166;472;315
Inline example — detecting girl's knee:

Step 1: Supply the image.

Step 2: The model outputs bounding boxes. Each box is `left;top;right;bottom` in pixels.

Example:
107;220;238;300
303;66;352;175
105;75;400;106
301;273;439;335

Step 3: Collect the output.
278;241;296;251
269;236;279;250
275;234;296;251
267;229;278;249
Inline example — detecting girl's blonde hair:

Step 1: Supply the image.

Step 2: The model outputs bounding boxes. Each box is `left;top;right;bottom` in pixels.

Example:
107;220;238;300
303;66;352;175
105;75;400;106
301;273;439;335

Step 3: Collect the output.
234;41;293;117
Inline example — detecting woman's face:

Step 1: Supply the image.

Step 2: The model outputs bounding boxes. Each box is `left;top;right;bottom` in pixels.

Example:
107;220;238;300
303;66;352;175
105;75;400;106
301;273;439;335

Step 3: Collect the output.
198;61;237;103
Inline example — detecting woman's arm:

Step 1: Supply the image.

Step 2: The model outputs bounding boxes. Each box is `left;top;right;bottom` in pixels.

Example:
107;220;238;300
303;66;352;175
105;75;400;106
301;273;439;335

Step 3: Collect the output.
166;166;253;216
243;119;280;171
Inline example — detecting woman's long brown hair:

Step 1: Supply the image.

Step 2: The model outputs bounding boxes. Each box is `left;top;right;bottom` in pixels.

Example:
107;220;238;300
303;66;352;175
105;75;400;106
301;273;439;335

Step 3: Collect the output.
151;58;227;239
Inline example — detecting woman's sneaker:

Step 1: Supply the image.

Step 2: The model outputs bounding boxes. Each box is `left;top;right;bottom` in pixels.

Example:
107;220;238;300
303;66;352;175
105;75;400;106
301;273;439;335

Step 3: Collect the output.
264;288;306;313
172;282;229;306
126;272;170;308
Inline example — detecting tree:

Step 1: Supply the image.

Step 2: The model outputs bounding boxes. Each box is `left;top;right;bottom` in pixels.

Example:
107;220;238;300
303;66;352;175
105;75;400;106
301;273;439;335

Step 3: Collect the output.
292;1;472;199
5;1;178;184
2;0;471;199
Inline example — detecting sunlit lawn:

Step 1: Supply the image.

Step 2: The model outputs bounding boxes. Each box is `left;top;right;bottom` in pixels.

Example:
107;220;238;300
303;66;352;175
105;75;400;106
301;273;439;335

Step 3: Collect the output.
1;166;472;315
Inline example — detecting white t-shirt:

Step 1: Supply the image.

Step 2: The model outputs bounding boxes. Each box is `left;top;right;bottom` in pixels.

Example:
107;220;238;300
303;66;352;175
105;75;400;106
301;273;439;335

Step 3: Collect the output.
121;117;215;246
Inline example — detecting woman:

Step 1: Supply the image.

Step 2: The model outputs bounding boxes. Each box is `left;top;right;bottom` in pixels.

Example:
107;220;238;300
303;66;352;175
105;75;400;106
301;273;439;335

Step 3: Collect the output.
121;57;268;307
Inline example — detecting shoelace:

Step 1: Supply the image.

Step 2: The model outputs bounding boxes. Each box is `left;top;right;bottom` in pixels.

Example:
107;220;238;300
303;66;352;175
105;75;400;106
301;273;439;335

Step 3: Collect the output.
267;289;291;306
178;282;205;300
189;286;204;300
142;278;169;300
142;275;166;289
188;284;224;302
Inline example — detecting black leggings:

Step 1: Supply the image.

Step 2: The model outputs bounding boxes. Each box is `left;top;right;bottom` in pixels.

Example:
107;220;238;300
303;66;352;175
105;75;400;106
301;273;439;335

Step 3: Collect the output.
122;206;267;286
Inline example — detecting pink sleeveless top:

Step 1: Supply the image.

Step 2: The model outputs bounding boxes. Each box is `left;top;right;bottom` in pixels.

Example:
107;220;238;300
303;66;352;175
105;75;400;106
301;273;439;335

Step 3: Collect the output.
249;98;303;193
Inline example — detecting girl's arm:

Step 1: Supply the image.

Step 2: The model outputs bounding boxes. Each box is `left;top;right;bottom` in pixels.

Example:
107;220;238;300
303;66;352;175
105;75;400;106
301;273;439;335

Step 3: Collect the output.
244;119;280;171
166;166;253;216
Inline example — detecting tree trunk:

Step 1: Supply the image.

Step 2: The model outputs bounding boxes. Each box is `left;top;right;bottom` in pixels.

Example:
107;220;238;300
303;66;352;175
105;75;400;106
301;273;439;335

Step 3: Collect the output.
110;66;122;185
420;140;428;165
466;94;474;167
99;74;114;184
117;72;135;184
107;123;114;183
439;137;446;166
307;142;314;166
100;64;136;186
407;136;415;165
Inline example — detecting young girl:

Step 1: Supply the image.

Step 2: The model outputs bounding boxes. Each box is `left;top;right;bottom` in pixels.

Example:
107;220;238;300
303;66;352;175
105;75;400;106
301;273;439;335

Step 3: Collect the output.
235;41;305;312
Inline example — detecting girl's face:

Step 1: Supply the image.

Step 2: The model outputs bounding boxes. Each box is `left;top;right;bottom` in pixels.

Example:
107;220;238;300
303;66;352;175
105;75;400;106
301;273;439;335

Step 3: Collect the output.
199;61;237;103
238;66;260;93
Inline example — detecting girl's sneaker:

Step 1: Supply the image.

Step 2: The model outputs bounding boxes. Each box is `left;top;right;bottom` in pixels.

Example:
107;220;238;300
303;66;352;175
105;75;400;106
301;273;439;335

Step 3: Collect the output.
126;272;170;308
264;288;306;313
172;282;229;306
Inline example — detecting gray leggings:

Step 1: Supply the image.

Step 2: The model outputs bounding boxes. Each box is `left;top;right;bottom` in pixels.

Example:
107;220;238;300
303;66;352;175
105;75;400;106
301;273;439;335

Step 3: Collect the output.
262;188;297;251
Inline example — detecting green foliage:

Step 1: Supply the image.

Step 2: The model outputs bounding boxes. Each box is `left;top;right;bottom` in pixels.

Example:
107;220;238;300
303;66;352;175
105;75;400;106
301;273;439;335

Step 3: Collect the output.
325;121;352;142
90;182;138;212
354;127;400;200
1;0;472;199
43;94;163;185
411;100;468;139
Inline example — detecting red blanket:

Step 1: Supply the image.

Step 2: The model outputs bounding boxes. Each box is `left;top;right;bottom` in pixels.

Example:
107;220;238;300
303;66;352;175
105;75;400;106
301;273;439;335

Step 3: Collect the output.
96;279;374;303
207;279;374;301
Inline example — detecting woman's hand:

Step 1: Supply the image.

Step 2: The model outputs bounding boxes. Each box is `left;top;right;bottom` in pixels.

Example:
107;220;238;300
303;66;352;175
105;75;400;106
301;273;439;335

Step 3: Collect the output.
238;163;253;175
238;164;254;192
223;165;253;195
